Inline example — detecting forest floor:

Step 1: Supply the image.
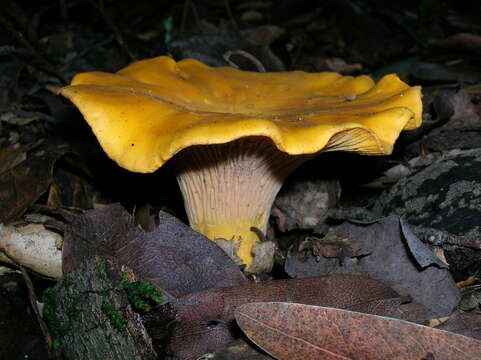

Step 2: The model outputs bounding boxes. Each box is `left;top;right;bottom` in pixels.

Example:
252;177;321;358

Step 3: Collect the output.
1;1;480;359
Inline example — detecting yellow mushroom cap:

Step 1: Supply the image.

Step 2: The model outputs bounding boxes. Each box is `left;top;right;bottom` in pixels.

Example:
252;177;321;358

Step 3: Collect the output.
59;56;422;174
59;56;423;267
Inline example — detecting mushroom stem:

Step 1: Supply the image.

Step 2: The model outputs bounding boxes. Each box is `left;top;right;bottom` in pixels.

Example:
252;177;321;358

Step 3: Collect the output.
175;137;306;267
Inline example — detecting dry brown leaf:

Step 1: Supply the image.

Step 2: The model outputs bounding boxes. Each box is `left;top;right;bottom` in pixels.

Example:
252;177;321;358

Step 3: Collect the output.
0;142;70;224
63;204;247;299
236;302;481;360
160;274;402;359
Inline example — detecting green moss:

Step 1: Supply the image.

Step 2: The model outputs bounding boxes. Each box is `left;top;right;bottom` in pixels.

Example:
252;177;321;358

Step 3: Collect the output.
66;296;82;321
43;287;84;353
120;273;129;283
120;280;163;311
42;287;66;351
52;339;61;350
43;288;63;334
101;303;126;331
98;261;107;272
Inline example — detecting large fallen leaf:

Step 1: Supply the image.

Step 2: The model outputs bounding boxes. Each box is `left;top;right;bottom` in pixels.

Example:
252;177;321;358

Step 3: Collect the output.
235;302;481;360
0;142;70;224
285;216;460;318
63;204;247;299
153;274;403;359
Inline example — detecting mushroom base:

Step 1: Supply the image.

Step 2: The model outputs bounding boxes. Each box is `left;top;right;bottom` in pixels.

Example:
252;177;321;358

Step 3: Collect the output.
175;137;307;267
195;218;268;264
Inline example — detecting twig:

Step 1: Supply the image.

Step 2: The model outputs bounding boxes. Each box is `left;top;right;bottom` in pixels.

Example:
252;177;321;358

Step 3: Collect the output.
87;0;136;61
190;0;202;34
0;12;69;83
412;225;481;250
223;50;266;72
180;0;190;34
0;14;37;54
58;35;114;71
3;109;58;124
59;0;67;19
180;0;202;35
223;0;239;33
250;226;267;242
327;207;381;223
1;250;53;358
0;45;33;56
290;41;304;69
19;265;53;358
24;213;67;232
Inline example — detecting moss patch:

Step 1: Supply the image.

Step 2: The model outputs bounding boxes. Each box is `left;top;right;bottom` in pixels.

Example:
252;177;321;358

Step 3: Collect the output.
42;287;66;350
101;303;127;331
118;275;163;311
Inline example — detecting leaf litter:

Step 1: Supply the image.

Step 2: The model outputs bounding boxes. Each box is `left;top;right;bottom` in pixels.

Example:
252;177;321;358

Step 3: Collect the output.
1;1;481;359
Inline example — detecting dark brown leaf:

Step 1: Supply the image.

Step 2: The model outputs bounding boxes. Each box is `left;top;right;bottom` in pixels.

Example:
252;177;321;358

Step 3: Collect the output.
442;90;480;127
433;33;481;56
0;142;70;224
235;302;481;360
62;203;247;299
410;62;481;83
286;216;460;318
410;90;481;153
156;274;402;359
399;218;448;268
0;144;26;174
47;168;93;209
437;312;481;340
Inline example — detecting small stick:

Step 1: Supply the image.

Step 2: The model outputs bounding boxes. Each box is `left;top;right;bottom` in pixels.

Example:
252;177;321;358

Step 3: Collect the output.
223;0;239;32
0;15;68;83
2;250;52;358
87;0;136;61
180;0;190;34
190;0;202;33
250;226;267;242
412;225;481;250
223;50;266;72
19;265;53;358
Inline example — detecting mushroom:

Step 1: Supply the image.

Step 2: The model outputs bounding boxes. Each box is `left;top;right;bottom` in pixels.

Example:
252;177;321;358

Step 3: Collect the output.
59;56;422;267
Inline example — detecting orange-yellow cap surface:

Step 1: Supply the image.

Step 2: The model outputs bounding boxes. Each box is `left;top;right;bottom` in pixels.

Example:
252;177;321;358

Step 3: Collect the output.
59;56;422;173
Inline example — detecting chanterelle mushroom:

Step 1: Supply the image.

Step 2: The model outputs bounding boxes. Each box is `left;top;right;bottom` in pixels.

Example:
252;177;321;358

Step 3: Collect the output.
59;56;422;267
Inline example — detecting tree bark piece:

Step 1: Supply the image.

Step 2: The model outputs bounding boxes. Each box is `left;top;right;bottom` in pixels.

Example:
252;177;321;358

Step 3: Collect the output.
374;149;481;276
43;256;156;360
